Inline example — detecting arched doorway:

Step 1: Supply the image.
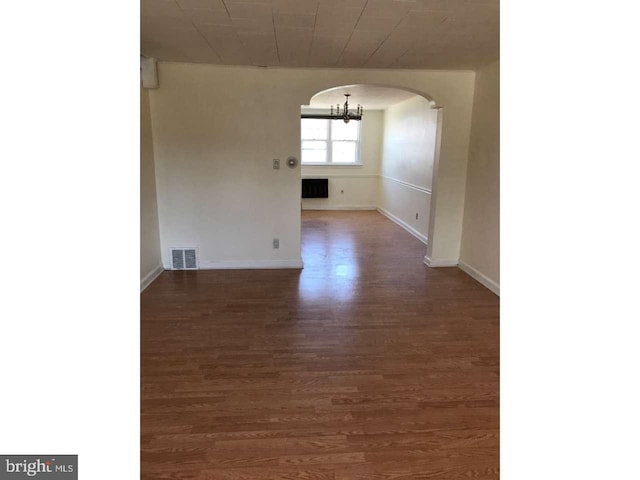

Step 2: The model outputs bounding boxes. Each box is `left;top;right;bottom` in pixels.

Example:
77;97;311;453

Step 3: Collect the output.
299;84;442;266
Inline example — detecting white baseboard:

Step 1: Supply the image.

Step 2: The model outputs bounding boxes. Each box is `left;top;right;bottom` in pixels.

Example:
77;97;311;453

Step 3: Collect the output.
140;263;164;292
377;207;428;245
302;205;377;211
423;255;459;267
197;259;304;269
458;260;500;296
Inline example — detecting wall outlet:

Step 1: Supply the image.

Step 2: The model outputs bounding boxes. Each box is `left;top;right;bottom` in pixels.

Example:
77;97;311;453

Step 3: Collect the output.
415;213;419;220
273;238;279;249
273;159;280;169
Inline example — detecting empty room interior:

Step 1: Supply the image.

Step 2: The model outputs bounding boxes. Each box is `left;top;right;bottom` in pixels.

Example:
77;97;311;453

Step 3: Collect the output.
140;0;500;478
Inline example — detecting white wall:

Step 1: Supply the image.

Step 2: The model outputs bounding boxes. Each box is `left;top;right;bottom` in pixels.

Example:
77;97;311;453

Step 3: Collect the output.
379;96;437;244
149;63;475;269
459;60;500;294
301;110;383;210
140;87;162;288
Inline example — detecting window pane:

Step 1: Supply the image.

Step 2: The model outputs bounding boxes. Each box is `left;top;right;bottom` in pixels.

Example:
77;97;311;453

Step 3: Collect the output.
301;119;328;140
302;150;327;163
332;141;357;163
302;140;327;150
302;140;327;163
331;119;359;140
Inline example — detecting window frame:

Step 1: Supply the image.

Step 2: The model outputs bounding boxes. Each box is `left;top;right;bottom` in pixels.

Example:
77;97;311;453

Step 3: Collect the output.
301;118;362;166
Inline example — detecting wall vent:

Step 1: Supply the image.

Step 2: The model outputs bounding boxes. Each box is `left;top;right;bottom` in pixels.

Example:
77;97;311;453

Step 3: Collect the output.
302;178;329;198
170;248;199;270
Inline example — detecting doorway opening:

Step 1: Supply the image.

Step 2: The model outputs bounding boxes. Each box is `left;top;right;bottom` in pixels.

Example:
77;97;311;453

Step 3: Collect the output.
299;84;441;272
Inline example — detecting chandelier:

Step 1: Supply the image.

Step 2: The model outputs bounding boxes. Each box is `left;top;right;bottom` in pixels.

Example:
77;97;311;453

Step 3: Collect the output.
301;93;364;123
330;94;363;123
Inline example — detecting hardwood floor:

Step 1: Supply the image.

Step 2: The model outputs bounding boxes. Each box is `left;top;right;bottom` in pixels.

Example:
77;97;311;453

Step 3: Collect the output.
141;210;499;479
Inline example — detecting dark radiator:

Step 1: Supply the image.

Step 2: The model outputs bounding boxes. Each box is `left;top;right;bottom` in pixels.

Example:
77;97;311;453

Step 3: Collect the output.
302;178;329;198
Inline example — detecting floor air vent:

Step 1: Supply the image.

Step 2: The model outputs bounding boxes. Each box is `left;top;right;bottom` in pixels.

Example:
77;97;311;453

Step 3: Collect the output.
170;248;199;270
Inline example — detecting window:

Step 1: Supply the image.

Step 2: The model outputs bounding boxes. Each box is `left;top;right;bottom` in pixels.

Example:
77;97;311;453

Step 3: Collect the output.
301;118;361;165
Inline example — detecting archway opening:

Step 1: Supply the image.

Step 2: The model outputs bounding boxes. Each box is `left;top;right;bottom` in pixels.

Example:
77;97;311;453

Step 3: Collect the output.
298;84;441;275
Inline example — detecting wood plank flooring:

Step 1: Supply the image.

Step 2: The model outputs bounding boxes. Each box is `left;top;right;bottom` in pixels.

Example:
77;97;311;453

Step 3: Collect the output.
141;210;499;479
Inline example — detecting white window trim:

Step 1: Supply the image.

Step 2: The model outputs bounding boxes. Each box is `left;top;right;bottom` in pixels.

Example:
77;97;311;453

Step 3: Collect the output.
301;119;362;166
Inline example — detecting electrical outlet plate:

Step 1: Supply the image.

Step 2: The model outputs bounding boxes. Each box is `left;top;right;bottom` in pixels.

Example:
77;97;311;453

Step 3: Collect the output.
273;159;280;169
273;238;279;249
